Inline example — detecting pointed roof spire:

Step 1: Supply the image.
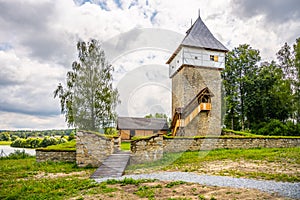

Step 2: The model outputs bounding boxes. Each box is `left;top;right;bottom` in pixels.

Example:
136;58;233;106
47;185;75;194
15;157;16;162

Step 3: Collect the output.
166;12;228;64
182;15;228;52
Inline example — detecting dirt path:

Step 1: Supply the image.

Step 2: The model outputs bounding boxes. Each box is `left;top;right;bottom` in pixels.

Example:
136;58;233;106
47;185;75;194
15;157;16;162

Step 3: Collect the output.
71;180;294;200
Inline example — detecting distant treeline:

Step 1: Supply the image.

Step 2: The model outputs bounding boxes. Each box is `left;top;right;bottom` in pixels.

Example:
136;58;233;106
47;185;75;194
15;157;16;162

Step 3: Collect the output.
0;129;74;140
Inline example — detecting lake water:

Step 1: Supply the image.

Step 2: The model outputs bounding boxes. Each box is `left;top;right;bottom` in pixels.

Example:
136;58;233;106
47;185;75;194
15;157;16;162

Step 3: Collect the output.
0;145;36;157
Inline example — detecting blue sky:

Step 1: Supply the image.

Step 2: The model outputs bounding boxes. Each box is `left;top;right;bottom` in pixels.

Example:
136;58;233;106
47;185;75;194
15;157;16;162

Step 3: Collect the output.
0;0;299;130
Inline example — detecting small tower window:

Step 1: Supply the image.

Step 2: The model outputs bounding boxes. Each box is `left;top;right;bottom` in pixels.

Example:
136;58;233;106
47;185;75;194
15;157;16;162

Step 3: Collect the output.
195;56;198;59
210;55;219;62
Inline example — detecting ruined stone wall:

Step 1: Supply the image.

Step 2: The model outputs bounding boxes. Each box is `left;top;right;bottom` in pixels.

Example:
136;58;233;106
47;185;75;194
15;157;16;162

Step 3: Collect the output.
36;150;76;162
163;137;300;153
76;131;116;167
130;134;163;164
130;135;300;164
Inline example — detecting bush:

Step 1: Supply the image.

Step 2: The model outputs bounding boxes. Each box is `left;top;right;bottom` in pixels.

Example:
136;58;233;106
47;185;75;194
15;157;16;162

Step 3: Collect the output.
58;137;68;144
11;138;27;148
0;132;11;141
68;132;76;141
11;135;19;141
27;137;42;148
40;136;58;147
256;119;300;136
104;128;118;135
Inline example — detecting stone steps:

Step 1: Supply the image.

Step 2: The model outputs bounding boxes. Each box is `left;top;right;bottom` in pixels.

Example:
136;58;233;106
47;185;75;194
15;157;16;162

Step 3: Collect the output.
90;151;131;179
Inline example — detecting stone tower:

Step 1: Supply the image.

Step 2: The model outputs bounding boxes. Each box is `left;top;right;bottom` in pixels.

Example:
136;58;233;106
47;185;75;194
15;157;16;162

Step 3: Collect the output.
167;15;228;136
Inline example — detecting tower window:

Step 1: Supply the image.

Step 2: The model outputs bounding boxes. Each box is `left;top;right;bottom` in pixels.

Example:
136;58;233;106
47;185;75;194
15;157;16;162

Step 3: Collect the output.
210;55;218;62
195;56;198;59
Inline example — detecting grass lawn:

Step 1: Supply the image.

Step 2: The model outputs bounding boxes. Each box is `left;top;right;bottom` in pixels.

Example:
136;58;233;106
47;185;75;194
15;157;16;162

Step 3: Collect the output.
126;147;300;182
37;140;76;151
121;141;131;151
1;147;298;199
0;141;12;145
0;158;97;200
0;157;289;200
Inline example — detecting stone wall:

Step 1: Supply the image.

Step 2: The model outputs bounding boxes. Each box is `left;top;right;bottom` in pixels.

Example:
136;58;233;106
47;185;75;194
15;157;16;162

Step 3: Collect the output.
130;135;300;164
36;150;76;162
76;131;119;167
130;134;164;164
164;137;300;153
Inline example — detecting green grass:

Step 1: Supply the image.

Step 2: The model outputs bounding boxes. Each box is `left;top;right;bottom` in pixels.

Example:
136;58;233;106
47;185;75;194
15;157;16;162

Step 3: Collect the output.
0;157;102;200
0;141;12;145
127;147;300;182
106;177;157;185
165;181;186;188
0;158;159;200
222;129;300;138
134;185;155;199
37;140;76;151
121;141;131;151
1;147;299;199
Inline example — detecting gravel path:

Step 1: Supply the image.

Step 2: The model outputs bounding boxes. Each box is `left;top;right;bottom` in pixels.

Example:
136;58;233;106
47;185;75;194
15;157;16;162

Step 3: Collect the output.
94;172;300;199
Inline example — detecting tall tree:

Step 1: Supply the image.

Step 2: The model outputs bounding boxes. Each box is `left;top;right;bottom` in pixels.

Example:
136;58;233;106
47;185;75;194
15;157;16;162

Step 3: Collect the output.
222;44;261;130
253;61;293;124
277;39;300;123
277;42;294;80
293;38;300;123
54;39;119;131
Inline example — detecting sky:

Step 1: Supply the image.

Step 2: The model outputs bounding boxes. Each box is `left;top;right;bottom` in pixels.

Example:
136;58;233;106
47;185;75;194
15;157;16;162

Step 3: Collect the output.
0;0;299;130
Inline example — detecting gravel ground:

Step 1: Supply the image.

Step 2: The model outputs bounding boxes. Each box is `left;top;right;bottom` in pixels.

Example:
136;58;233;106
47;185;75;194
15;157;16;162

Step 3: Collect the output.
94;172;300;199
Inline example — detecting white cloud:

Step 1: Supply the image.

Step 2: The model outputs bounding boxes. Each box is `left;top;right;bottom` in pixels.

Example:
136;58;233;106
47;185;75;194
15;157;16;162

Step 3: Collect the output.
0;0;299;129
0;111;68;130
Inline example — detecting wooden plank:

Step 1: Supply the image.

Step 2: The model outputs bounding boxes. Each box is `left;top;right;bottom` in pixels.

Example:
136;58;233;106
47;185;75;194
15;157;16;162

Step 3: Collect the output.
90;151;131;179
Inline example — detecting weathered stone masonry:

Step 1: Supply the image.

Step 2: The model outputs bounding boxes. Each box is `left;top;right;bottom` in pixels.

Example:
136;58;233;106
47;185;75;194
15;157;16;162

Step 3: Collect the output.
36;150;76;163
130;134;300;164
76;131;120;167
130;134;164;164
36;131;120;166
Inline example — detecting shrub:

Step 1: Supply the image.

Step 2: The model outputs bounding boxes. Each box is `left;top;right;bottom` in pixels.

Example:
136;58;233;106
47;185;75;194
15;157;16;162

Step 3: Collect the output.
286;121;300;136
11;138;27;148
104;128;118;135
29;138;42;148
11;135;19;141
58;137;68;144
68;131;76;141
40;136;58;147
0;132;11;141
257;119;287;136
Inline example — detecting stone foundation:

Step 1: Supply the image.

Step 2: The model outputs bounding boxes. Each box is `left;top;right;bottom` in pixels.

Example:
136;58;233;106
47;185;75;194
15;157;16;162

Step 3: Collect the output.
36;150;76;162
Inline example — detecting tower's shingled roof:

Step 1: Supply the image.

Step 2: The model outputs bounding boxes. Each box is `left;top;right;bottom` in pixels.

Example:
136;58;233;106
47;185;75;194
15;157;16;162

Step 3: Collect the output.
167;15;228;64
182;16;228;51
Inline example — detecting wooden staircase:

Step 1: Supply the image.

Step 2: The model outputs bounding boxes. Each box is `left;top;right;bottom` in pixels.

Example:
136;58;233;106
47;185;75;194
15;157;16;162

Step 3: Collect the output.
171;87;213;136
90;150;131;179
